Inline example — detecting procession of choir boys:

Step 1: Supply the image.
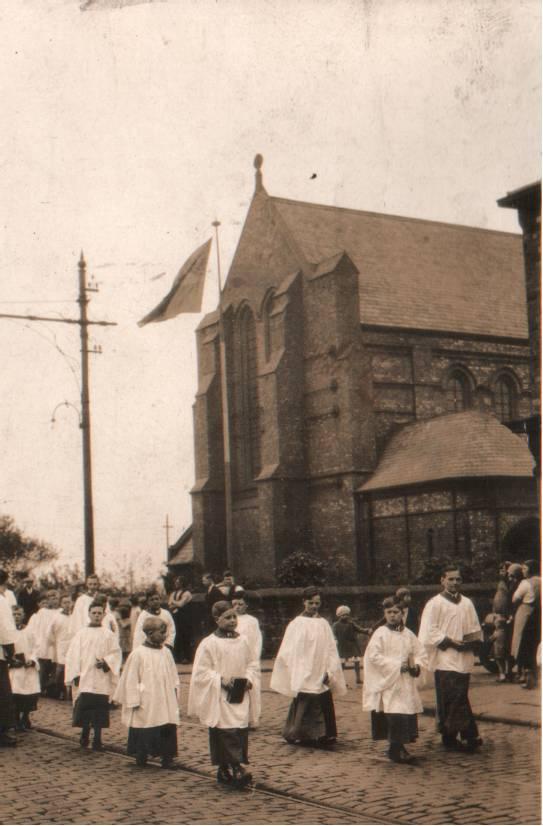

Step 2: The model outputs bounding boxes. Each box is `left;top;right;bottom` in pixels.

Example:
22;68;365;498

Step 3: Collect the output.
0;559;540;788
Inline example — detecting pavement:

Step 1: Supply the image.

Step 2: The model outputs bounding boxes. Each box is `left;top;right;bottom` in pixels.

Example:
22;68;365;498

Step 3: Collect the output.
2;663;540;825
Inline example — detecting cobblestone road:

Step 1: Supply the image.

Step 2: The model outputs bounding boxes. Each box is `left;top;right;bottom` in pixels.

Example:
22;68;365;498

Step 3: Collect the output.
1;732;367;825
2;670;540;825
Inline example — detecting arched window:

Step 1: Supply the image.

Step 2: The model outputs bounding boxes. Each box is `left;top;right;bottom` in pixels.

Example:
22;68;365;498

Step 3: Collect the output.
495;375;516;422
446;370;471;413
232;306;260;489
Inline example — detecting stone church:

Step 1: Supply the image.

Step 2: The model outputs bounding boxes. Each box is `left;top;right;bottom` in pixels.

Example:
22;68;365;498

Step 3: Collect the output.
186;158;537;586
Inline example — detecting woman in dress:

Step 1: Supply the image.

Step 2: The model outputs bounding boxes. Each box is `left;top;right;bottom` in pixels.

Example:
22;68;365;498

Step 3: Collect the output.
168;577;193;664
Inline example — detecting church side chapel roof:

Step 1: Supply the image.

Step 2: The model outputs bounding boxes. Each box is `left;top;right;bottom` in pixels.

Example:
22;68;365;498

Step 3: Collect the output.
360;411;535;493
271;196;527;340
168;525;193;566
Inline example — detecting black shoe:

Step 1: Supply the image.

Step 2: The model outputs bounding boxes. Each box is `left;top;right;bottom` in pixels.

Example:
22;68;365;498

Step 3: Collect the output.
135;753;147;768
441;735;461;750
388;746;415;764
217;766;233;785
232;765;252;788
460;737;483;753
0;733;17;747
161;757;175;770
92;741;105;752
80;732;90;748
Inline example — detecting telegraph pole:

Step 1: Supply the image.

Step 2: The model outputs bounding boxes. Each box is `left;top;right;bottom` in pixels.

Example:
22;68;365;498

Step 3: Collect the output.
0;253;116;577
79;252;96;576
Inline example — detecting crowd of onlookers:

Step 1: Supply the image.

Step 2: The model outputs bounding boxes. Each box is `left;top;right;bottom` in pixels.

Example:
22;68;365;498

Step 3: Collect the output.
484;558;541;689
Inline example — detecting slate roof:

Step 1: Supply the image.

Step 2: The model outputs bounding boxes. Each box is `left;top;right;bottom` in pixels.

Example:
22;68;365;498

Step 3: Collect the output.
271;197;527;339
360;411;535;492
168;525;193;566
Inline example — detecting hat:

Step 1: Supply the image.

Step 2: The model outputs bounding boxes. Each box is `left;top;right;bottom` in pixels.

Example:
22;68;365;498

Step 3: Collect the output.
336;605;351;617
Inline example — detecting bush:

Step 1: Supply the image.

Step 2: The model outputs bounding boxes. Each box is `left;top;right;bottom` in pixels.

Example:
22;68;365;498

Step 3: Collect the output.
276;550;326;588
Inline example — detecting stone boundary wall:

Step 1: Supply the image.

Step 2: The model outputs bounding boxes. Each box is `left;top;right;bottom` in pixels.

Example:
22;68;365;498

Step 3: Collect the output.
186;583;496;658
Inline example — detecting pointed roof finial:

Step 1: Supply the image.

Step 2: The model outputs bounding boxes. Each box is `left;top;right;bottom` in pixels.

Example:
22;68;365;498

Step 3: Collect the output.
254;154;264;192
79;250;86;267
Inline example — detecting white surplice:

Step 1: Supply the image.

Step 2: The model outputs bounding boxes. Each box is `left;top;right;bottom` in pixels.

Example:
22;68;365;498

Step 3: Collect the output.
0;592;16;659
188;633;261;729
29;607;59;660
270;616;347;698
48;612;73;666
10;627;40;696
363;626;427;714
113;643;179;729
68;593;94;637
418;593;482;674
64;626;121;697
236;614;262;663
133;609;176;650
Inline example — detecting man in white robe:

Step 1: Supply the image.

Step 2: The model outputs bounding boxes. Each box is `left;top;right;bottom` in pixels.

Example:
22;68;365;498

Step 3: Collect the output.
188;601;260;787
65;602;121;750
418;566;483;752
270;586;346;746
114;616;179;769
133;591;175;651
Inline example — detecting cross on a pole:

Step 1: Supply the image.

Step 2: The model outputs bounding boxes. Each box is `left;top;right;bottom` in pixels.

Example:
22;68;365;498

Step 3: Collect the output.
163;514;172;550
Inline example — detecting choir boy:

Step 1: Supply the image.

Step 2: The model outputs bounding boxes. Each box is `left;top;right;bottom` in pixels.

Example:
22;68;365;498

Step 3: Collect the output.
271;586;346;746
114;617;179;769
231;591;263;663
363;597;427;763
188;601;260;788
10;606;40;730
65;602;121;751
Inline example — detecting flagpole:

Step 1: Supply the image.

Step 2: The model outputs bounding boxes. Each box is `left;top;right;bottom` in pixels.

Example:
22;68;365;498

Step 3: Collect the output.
212;221;234;572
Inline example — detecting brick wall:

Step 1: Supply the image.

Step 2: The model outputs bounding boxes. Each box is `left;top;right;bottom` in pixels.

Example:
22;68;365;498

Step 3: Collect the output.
365;328;532;455
185;584;497;658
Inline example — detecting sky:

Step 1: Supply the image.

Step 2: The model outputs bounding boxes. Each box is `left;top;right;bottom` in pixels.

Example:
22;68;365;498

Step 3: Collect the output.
0;0;540;582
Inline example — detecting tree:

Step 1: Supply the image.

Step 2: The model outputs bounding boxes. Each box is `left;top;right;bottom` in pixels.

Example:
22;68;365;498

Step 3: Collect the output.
0;514;58;577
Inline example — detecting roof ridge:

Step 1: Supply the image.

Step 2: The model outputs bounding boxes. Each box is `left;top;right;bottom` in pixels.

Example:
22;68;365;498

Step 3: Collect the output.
270;195;521;238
